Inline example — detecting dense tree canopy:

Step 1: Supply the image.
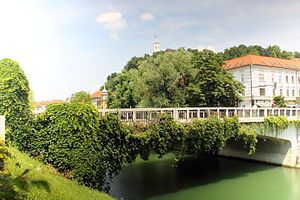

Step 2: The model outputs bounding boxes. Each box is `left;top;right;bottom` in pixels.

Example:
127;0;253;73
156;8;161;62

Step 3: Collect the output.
134;49;193;107
105;70;138;108
70;91;91;104
222;44;300;60
188;50;243;107
105;49;243;108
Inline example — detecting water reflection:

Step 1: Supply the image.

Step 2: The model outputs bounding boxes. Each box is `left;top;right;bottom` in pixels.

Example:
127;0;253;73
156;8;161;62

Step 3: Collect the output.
110;154;292;200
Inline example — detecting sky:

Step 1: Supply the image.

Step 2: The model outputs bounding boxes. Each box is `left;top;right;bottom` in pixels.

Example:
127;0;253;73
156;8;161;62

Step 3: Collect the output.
0;0;300;101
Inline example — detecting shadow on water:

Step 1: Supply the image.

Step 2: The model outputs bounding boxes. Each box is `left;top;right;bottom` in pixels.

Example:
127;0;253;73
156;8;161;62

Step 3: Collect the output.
110;154;277;200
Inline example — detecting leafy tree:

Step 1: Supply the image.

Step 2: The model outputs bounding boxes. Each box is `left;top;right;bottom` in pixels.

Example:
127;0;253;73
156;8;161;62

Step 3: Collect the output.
133;49;193;107
273;96;286;107
70;91;91;104
123;55;149;71
105;70;138;108
222;44;296;60
294;52;300;58
187;50;244;107
105;49;244;108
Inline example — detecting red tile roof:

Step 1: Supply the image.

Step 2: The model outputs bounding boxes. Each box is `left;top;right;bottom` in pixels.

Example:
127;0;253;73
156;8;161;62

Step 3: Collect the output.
35;100;63;108
91;90;102;99
224;55;300;70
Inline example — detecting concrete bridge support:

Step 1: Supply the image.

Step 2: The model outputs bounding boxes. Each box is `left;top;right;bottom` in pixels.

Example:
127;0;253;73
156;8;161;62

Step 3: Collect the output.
219;124;300;168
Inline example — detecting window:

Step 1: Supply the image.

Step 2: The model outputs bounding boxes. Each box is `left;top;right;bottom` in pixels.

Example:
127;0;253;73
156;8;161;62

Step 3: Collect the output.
258;73;264;82
272;74;274;83
286;76;289;83
260;88;266;96
292;76;294;84
280;89;283;96
292;90;295;97
298;77;300;84
279;75;282;83
273;89;275;96
241;74;244;83
287;89;289;97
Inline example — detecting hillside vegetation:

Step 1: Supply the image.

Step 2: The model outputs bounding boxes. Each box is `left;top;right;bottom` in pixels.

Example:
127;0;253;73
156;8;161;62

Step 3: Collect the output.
1;145;113;200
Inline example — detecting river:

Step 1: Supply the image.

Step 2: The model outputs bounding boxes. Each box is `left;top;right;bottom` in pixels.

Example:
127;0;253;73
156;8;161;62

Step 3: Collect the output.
110;154;300;200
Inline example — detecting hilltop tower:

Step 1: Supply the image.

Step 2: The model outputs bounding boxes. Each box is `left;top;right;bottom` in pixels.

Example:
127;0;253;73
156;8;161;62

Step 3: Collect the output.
153;35;160;53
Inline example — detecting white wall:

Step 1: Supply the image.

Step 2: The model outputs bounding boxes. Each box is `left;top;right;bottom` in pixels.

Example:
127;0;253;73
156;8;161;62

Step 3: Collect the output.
229;65;300;107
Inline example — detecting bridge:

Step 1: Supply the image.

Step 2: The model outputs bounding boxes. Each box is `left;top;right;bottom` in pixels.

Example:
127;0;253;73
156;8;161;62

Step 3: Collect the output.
99;107;300;168
98;107;300;123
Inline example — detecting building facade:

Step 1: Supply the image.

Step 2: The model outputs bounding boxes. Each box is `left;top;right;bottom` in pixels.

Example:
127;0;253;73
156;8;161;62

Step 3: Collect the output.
224;55;300;107
91;89;108;109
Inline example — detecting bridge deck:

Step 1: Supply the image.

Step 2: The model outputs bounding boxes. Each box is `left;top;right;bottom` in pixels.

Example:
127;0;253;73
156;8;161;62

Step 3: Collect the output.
98;107;300;123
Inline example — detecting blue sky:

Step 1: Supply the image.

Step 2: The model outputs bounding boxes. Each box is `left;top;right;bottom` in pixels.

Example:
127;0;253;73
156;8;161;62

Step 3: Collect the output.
0;0;300;101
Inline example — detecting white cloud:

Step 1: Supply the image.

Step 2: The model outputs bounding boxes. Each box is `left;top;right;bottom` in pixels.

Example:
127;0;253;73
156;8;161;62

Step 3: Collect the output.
96;11;126;40
140;12;155;21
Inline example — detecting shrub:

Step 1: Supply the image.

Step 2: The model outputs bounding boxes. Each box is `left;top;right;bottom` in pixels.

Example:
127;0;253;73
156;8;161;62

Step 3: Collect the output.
30;103;134;191
0;59;32;150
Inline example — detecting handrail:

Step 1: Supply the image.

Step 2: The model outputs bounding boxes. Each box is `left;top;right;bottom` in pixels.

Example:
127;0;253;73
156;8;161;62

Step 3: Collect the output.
98;107;300;123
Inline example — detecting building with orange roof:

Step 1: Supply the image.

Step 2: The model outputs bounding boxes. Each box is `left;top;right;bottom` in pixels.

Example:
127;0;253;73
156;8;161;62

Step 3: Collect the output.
34;99;63;114
91;89;108;109
224;55;300;107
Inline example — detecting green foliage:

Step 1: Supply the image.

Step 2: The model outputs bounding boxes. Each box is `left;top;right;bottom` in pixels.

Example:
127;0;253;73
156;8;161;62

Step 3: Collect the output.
22;103;257;191
263;116;289;136
188;50;244;106
188;116;226;153
134;49;193;107
0;58;33;150
237;125;258;154
123;55;149;71
5;147;113;200
28;103;135;191
187;116;256;154
0;140;9;168
105;70;138;108
273;96;287;107
70;91;92;104
106;49;243;108
146;114;186;157
0;140;21;199
293;119;300;128
222;44;298;60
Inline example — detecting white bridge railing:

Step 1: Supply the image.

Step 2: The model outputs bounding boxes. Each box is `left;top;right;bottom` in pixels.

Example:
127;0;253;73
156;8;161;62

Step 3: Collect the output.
99;107;300;123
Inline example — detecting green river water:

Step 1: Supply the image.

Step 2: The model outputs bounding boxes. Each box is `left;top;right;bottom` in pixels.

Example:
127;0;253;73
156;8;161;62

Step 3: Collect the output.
110;154;300;200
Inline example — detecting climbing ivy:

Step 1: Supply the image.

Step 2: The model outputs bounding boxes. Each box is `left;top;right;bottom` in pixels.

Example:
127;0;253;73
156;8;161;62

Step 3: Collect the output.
263;116;289;136
188;116;225;154
19;108;259;191
237;125;258;154
146;114;186;157
0;59;33;150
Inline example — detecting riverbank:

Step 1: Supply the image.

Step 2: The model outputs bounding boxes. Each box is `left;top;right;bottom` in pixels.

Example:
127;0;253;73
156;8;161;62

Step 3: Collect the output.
1;146;113;200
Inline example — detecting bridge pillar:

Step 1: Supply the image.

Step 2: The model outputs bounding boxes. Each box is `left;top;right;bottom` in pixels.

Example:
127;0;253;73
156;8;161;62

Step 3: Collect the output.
220;123;300;168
